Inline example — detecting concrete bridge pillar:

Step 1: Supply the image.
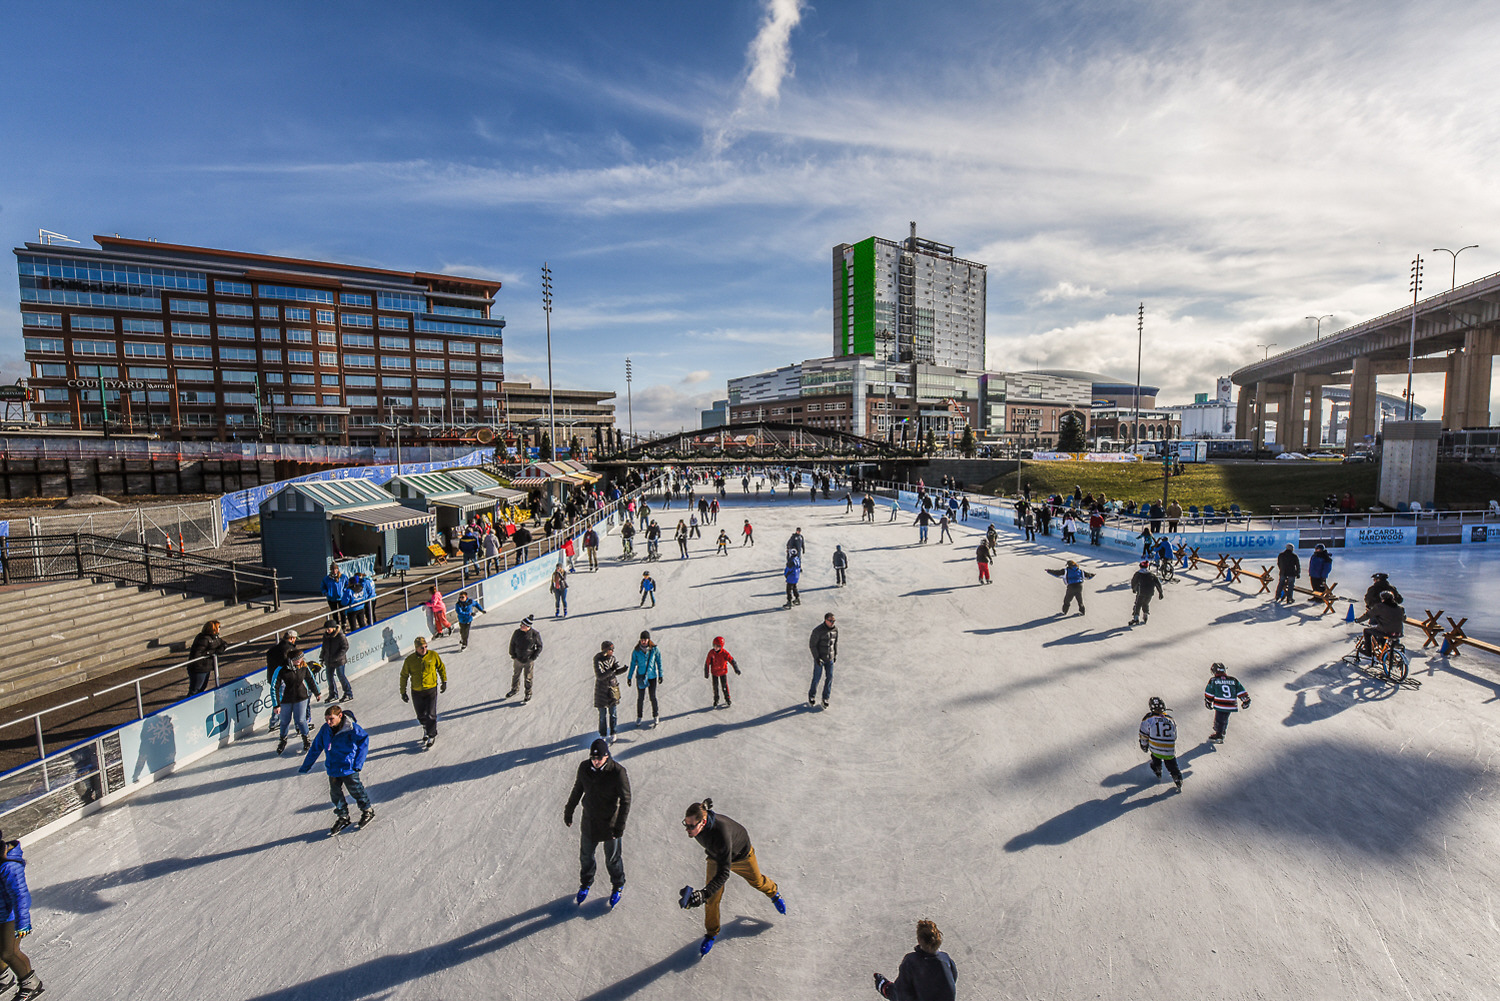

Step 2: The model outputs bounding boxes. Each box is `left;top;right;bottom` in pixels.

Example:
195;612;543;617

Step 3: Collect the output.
1253;381;1269;449
1236;385;1252;441
1308;384;1324;448
1442;350;1463;430
1461;328;1494;428
1286;371;1308;450
1346;356;1377;451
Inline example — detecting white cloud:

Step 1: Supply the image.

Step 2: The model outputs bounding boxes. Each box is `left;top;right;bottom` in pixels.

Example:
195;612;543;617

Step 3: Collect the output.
630;382;720;435
1035;281;1107;305
744;0;804;103
681;370;712;385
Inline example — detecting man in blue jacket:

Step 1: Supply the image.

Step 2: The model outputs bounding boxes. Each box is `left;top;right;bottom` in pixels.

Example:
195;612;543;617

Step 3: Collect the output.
0;834;42;1001
342;572;376;630
783;554;802;609
299;703;374;836
1307;544;1333;597
320;564;347;626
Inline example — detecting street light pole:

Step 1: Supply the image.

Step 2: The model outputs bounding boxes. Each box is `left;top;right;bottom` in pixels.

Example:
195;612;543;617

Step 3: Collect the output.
1133;303;1143;446
1256;343;1277;360
541;263;556;460
1406;254;1423;420
1305;314;1334;339
1433;245;1477;291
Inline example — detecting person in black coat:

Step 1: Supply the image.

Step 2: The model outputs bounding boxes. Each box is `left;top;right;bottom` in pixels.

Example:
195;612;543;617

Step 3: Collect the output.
265;630;301;685
874;919;958;1000
564;738;631;906
1275;544;1301;603
1364;573;1403;611
187;619;227;695
320;619;352;703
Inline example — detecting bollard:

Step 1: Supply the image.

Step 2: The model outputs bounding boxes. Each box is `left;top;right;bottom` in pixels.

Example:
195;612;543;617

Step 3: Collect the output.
1345;603;1355;622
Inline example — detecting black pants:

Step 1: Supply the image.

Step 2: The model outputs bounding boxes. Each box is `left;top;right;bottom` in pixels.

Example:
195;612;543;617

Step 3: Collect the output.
325;598;345;625
785;581;799;604
1276;575;1296;602
712;675;731;704
411;687;439;738
835;567;846;586
1212;709;1232;737
580;832;625;890
1150;755;1182;781
635;680;658;719
1309;576;1326;593
187;669;212;695
1132;594;1153;621
1063;583;1085;613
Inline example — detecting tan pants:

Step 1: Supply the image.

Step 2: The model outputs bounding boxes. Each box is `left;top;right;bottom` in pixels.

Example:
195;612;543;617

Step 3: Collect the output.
704;846;778;937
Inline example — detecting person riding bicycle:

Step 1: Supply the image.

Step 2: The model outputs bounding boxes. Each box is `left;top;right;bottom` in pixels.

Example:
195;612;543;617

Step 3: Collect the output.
645;520;662;560
1152;535;1174;576
1364;573;1403;611
1354;591;1406;656
620;519;636;557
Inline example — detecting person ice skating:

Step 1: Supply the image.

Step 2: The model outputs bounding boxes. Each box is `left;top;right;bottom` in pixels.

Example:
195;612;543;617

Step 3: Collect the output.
679;798;785;956
639;571;657;607
400;636;447;748
787;528;806;559
783;554;802;608
716;530;730;556
872;919;957;1001
645;520;662;560
863;494;876;523
628;630;662;728
0;830;43;1001
1088;508;1105;546
675;520;690;559
913;508;932;544
689;512;702;539
453;590;485;650
704;636;741;708
271;652;322;755
265;629;302;686
845;491;854;514
1048;560;1093;616
1307;544;1332;597
1022;505;1036;542
593;641;627;740
583;527;600;571
975;542;992;584
299;702;374;836
742;519;754;547
937;513;953;543
808;612;838;708
833;545;849;587
551;564;569;617
960;496;970;522
1275;544;1300;603
566;737;632;908
425;584;453;637
187;619;226;696
985;523;998;556
320;619;353;703
1060;511;1076;544
1204;662;1250;743
507;615;543;702
889;497;901;523
1139;696;1183;790
561;534;578;573
1130;560;1163;625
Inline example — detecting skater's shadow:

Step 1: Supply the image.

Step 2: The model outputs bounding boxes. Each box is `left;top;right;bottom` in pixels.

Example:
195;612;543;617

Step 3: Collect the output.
1004;783;1165;851
1281;661;1396;727
898;586;960;597
37;831;322;913
613;705;804;760
240;895;578;1001
1042;625;1131;646
577;917;773;1001
666;607;786;629
966;616;1060;635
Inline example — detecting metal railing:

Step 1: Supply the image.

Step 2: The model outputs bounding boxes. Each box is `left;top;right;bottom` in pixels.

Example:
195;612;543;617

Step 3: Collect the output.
0;532;280;607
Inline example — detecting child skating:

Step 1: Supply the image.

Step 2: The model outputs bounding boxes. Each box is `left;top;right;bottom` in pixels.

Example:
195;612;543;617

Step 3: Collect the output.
703;636;741;709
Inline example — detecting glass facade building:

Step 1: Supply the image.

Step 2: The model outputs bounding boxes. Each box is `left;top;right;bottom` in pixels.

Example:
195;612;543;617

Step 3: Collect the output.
16;235;505;445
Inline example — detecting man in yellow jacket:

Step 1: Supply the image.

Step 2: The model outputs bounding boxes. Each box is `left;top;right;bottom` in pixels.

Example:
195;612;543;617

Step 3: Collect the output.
400;636;447;750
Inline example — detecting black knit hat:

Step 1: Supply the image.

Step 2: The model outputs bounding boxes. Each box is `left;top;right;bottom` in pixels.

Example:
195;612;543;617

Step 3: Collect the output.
589;738;609;758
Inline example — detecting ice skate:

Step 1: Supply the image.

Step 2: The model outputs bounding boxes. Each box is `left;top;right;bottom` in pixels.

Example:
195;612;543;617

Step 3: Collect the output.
358;808;376;828
329;816;351;836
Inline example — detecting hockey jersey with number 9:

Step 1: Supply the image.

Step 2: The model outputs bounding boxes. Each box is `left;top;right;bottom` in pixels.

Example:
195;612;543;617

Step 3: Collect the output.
1205;676;1249;711
1139;713;1177;757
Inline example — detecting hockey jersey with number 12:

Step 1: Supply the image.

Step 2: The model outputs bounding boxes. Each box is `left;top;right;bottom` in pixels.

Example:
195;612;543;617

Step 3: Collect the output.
1139;712;1178;758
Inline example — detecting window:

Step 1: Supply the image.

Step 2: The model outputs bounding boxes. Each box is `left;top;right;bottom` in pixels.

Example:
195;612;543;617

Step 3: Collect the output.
415;317;500;337
178;390;218;405
319;330;336;345
452;398;476;410
480;343;502;355
418;396;445;408
218;325;256;340
38;388;70;403
449;360;476;373
223;393;258;406
382;395;412;408
262;349;282;363
450;379;476;391
263;372;283;384
259;305;280;319
290;373;315;385
215;302;254;318
430;304;484;318
347;394;377;407
344;354;375;368
36;363;67;377
449;341;475;354
124;342;167;358
174;344;213;360
285;328;313;343
221;370;258;383
380;356;411;370
22;312;63;328
417;378;445;390
381;376;410;388
379;336;409;351
72;339;116;356
342;333;374;348
18;254;204;291
172;322;211;338
481;362;503;374
378;316;410;330
319;352;338;366
284;306;311;322
377;292;425;312
415;339;443;353
339;292;372;307
322;394;341;406
170;298;209;315
257;284;334;304
481;380;498;392
214;280;252;296
316;309;334;324
341;313;372;328
176;368;215;382
122;318;164;335
345;375;375;388
291;394;317;406
70;315;115;331
21;288;161;311
259;327;281;341
321;374;340;386
287;350;315;365
416;358;445;372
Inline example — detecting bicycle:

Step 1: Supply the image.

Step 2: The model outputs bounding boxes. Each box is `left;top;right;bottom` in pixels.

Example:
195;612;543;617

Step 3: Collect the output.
1343;634;1409;684
1153;557;1176;584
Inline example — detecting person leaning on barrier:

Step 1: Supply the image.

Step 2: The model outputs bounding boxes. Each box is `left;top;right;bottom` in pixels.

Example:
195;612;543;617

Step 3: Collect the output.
320;564;346;626
1355;592;1406;656
187;620;226;696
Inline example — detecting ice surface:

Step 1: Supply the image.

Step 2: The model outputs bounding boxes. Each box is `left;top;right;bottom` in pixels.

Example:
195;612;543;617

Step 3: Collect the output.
22;500;1500;1000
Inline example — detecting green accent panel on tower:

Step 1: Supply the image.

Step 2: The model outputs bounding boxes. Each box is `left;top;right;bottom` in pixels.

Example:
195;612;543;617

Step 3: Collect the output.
841;238;877;357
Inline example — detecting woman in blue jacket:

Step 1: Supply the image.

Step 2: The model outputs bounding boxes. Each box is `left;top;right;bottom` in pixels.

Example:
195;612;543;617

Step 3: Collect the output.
783;555;802;609
628;630;663;729
1308;544;1333;596
0;834;42;1000
299;703;374;836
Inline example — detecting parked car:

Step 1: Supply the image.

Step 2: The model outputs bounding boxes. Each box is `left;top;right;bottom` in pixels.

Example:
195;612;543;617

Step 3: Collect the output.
1276;452;1310;461
1342;452;1372;464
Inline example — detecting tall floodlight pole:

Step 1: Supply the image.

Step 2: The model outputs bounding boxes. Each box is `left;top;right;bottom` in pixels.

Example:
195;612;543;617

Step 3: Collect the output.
625;357;634;444
1433;245;1477;291
1134;303;1144;446
541;263;557;460
1406;254;1423;420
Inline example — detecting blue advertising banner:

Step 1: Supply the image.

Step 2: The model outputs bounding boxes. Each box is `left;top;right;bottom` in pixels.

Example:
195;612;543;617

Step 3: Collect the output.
1345;525;1417;548
1462;524;1500;545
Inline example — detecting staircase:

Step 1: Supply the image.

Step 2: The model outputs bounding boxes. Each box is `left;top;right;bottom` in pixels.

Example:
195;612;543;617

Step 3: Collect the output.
0;580;281;709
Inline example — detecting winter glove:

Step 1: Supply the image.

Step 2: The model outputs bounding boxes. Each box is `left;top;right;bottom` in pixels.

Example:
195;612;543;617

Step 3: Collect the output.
611;827;625;840
679;886;704;909
1204;696;1213;710
1139;736;1150;753
401;692;409;703
873;973;890;995
733;667;741;675
564;813;573;828
440;682;447;693
1240;695;1251;709
16;927;29;939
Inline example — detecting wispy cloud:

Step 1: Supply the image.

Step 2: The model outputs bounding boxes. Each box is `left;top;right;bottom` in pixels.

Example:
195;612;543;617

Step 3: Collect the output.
681;370;712;385
744;0;804;102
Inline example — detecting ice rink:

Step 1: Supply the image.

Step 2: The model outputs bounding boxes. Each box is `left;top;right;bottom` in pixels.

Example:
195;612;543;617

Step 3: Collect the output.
23;498;1500;1000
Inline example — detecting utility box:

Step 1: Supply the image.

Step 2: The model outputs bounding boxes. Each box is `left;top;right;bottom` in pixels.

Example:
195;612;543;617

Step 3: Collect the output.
1378;420;1439;509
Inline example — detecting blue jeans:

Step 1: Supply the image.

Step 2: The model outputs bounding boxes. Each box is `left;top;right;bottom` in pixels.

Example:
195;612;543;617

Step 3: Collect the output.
597;704;618;736
918;525;928;543
324;662;351;698
555;590;568;615
809;658;835;702
580;832;625;890
279;699;310;740
329;772;371;819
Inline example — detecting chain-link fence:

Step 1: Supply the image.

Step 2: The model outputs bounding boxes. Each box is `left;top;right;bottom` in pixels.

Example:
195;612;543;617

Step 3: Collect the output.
15;501;224;550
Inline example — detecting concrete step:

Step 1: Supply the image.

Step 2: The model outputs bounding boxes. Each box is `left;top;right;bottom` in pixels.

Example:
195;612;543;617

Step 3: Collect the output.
0;581;161;630
8;599;280;673
0;587;194;634
0;579;110;602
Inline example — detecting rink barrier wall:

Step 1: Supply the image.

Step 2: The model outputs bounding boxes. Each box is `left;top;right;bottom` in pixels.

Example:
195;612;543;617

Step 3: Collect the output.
2;509;621;847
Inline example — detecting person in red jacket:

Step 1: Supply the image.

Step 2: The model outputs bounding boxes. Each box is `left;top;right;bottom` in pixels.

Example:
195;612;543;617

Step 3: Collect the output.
703;636;741;709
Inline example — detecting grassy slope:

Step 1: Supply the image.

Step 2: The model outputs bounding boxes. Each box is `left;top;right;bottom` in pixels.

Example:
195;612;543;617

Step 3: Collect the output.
975;461;1500;513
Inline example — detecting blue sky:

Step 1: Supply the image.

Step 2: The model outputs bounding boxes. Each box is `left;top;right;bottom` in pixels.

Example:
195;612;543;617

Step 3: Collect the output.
3;0;1497;431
